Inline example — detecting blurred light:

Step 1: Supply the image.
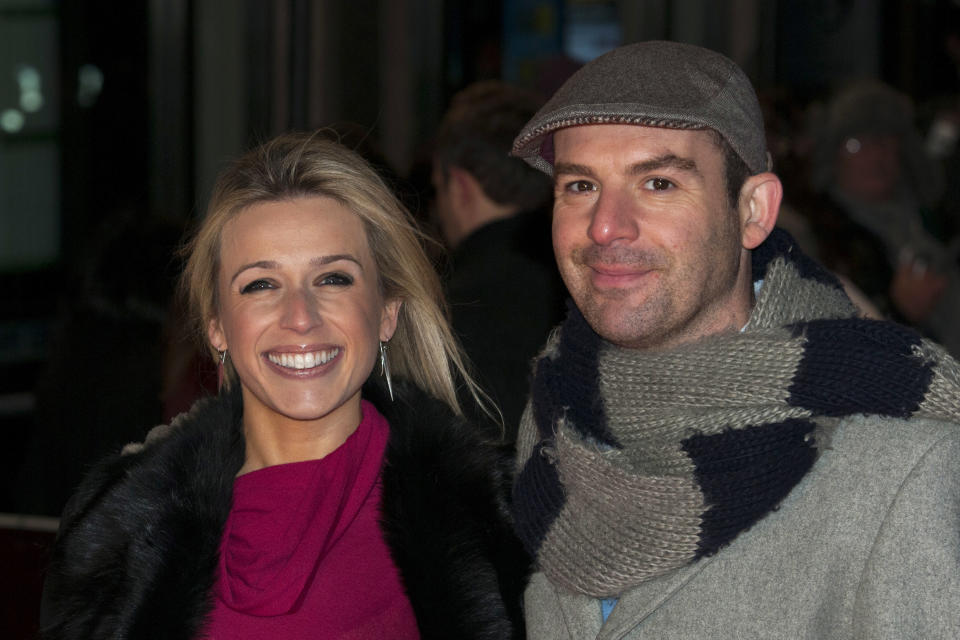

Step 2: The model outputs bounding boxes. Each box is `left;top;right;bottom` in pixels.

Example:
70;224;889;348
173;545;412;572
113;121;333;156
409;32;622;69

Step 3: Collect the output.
927;118;959;158
20;89;44;113
533;5;555;33
17;65;41;91
77;64;104;107
844;137;862;154
0;109;25;133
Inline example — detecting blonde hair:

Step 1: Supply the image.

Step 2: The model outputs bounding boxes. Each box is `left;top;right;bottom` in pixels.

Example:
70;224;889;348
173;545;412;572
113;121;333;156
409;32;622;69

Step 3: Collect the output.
180;130;485;416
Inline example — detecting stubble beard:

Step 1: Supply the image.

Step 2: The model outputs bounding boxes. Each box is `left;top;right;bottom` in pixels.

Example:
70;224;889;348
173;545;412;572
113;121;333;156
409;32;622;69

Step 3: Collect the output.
569;244;676;350
570;212;744;352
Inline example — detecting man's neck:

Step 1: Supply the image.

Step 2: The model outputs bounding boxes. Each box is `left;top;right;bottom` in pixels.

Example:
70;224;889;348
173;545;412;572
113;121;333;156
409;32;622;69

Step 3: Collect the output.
446;192;519;248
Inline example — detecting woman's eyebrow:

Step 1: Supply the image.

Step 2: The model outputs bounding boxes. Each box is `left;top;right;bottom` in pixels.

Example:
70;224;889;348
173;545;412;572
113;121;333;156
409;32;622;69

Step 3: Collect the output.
230;260;277;284
311;254;362;269
229;254;363;285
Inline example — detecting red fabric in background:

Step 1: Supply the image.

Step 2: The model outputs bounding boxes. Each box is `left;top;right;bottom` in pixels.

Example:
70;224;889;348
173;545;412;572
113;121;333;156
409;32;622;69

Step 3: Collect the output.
0;526;56;640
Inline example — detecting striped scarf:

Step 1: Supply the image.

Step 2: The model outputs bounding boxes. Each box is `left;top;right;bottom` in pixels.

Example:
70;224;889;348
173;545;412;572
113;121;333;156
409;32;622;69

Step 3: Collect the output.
512;229;960;597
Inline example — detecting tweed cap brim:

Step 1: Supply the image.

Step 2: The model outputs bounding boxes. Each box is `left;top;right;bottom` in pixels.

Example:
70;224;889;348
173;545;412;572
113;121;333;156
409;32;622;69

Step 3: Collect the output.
511;41;770;176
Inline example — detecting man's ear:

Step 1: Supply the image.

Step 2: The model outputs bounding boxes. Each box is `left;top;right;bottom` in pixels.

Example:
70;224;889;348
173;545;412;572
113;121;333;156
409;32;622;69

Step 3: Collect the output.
448;166;477;207
738;172;782;250
207;317;227;353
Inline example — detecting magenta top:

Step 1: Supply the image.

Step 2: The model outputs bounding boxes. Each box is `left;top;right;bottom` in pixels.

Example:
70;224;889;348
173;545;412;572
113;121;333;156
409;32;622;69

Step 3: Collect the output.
201;401;420;639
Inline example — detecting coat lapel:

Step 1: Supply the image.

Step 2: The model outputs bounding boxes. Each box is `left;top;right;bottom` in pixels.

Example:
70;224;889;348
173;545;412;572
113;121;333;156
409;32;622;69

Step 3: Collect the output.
597;556;716;639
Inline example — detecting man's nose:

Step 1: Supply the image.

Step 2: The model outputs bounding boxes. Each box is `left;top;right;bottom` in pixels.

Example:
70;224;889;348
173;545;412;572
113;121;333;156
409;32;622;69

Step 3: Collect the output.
587;187;640;246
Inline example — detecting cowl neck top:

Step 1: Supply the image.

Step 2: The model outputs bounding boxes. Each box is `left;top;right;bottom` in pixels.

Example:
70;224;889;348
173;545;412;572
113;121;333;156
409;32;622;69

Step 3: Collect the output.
203;400;419;639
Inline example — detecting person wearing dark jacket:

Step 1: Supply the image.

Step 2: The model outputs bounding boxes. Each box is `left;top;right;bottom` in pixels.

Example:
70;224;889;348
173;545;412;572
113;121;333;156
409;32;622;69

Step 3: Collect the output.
432;81;566;437
40;132;528;639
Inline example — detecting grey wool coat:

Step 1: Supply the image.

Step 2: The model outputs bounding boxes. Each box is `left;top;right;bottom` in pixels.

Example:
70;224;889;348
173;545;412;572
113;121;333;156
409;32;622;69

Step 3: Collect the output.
524;413;960;639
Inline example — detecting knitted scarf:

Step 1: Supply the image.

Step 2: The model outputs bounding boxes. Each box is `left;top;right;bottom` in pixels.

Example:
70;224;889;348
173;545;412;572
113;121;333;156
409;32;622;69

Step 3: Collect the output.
512;229;960;597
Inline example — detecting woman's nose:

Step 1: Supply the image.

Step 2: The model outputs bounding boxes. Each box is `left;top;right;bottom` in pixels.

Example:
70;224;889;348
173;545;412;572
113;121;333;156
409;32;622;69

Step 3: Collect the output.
279;289;321;332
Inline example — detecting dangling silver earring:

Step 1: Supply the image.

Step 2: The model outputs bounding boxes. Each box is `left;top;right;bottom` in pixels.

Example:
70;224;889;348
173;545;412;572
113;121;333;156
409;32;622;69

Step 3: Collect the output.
379;341;394;401
217;350;227;392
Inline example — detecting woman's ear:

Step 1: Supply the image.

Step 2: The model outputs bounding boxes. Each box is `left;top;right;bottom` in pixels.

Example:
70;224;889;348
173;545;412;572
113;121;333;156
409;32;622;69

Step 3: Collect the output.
380;299;402;342
207;317;227;353
738;172;783;250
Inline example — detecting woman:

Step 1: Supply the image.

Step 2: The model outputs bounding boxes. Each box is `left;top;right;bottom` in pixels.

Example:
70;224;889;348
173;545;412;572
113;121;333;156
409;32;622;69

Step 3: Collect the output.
40;132;528;639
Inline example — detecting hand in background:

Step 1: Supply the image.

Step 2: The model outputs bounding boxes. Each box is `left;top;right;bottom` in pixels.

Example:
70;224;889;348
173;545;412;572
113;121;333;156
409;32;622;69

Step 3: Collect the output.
890;257;949;323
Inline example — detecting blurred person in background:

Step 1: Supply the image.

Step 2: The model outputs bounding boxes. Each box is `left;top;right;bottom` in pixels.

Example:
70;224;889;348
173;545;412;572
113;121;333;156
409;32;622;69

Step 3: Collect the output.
805;80;960;355
17;211;183;517
432;81;566;438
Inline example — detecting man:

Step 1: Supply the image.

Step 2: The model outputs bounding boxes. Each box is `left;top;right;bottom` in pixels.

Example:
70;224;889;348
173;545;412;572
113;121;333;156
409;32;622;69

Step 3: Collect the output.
433;81;566;436
509;41;960;639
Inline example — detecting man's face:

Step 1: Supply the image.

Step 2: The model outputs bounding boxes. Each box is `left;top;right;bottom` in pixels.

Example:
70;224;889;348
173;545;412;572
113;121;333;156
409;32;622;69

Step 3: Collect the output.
551;124;753;350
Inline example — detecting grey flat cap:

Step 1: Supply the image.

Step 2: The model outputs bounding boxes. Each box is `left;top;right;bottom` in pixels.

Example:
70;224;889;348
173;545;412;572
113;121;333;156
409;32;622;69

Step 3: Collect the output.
511;40;770;175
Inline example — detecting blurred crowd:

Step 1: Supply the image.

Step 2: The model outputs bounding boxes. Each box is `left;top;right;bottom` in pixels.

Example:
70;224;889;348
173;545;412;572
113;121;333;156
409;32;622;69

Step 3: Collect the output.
765;76;960;355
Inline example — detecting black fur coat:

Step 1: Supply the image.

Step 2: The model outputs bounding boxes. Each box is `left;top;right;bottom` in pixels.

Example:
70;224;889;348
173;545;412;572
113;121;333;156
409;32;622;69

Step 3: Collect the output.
40;380;528;639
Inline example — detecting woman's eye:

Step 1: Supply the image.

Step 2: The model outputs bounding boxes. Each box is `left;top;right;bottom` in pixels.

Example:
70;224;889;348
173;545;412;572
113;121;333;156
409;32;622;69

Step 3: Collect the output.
643;177;674;191
240;279;274;294
319;273;353;286
565;180;596;193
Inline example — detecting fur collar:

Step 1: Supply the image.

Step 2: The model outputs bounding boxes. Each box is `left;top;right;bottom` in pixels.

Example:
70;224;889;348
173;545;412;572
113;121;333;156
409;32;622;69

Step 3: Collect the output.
41;380;527;639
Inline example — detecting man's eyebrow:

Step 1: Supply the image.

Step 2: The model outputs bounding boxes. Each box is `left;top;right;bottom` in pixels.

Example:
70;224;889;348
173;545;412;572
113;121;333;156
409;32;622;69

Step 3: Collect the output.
229;254;362;284
629;154;700;176
552;155;701;180
553;162;596;179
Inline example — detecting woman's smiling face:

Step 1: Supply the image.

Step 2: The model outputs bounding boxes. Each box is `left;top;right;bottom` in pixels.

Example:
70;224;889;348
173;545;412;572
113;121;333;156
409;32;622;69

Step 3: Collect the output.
208;196;400;433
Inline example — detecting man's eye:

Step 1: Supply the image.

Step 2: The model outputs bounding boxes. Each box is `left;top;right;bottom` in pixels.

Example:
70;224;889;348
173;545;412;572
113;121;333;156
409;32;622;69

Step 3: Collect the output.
565;180;596;193
643;177;674;191
240;279;274;294
319;273;353;286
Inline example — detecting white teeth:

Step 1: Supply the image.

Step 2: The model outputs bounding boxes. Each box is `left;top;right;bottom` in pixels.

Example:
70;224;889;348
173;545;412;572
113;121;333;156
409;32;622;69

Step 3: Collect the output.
268;348;339;370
